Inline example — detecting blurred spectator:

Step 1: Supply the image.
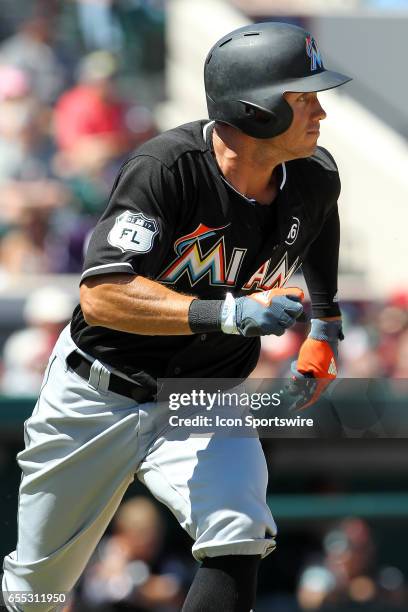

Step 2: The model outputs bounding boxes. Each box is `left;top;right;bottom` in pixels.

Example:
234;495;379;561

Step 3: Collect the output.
53;50;156;177
1;286;75;396
0;64;55;183
69;496;194;611
0;180;70;275
0;12;66;104
297;518;407;610
112;0;165;76
393;329;408;378
376;291;408;378
50;49;157;273
75;0;123;52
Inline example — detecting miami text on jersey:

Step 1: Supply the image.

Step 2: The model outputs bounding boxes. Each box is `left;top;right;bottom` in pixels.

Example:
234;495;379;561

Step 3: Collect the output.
243;252;300;291
158;224;299;290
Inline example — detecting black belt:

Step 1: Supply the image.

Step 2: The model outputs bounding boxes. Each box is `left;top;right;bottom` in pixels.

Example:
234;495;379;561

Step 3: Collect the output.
66;351;155;403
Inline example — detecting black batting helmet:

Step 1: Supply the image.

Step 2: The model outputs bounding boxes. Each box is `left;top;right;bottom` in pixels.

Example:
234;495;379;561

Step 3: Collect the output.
204;21;351;139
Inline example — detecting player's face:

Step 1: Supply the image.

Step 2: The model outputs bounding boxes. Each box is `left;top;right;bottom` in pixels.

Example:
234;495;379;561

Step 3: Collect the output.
271;91;327;158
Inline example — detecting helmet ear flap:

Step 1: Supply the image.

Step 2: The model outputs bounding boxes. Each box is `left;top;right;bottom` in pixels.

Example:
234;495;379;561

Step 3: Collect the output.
265;95;294;137
206;94;293;138
239;96;294;137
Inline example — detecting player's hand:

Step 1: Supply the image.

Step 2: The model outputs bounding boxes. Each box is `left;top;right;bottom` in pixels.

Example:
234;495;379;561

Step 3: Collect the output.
287;318;343;410
221;287;304;337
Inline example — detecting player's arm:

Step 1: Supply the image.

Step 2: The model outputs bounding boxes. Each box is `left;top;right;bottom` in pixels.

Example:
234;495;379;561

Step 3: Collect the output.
80;273;304;337
81;273;195;335
289;207;343;410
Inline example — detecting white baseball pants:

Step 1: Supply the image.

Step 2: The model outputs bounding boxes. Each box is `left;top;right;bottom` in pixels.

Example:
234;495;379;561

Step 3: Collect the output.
2;325;276;611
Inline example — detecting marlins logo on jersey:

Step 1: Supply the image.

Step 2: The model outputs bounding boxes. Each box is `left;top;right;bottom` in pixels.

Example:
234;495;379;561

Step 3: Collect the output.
159;224;247;287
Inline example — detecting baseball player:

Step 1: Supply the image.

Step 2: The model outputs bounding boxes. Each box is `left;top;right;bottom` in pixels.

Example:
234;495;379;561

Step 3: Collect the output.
2;22;351;612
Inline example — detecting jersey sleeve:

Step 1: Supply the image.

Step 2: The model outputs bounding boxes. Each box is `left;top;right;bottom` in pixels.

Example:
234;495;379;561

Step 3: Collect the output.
301;148;342;318
80;155;180;283
302;205;341;318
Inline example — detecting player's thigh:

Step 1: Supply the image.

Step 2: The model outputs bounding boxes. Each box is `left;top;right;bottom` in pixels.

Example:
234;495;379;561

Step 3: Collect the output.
3;342;140;599
137;433;277;559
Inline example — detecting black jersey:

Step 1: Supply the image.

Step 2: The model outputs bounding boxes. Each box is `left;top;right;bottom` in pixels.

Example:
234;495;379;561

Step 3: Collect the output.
71;120;341;386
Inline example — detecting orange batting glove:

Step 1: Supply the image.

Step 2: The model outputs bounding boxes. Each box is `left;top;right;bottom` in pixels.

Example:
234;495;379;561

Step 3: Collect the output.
288;318;343;411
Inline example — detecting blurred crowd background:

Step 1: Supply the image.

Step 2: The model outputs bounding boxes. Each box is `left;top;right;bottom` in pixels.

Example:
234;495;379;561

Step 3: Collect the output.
0;0;408;611
0;0;162;281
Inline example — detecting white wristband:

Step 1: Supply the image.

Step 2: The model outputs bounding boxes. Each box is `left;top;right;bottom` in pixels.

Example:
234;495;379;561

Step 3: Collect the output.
220;293;239;334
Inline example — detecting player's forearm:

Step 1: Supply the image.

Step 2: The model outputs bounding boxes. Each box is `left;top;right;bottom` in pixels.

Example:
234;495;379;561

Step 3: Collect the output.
80;274;195;335
81;275;304;338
